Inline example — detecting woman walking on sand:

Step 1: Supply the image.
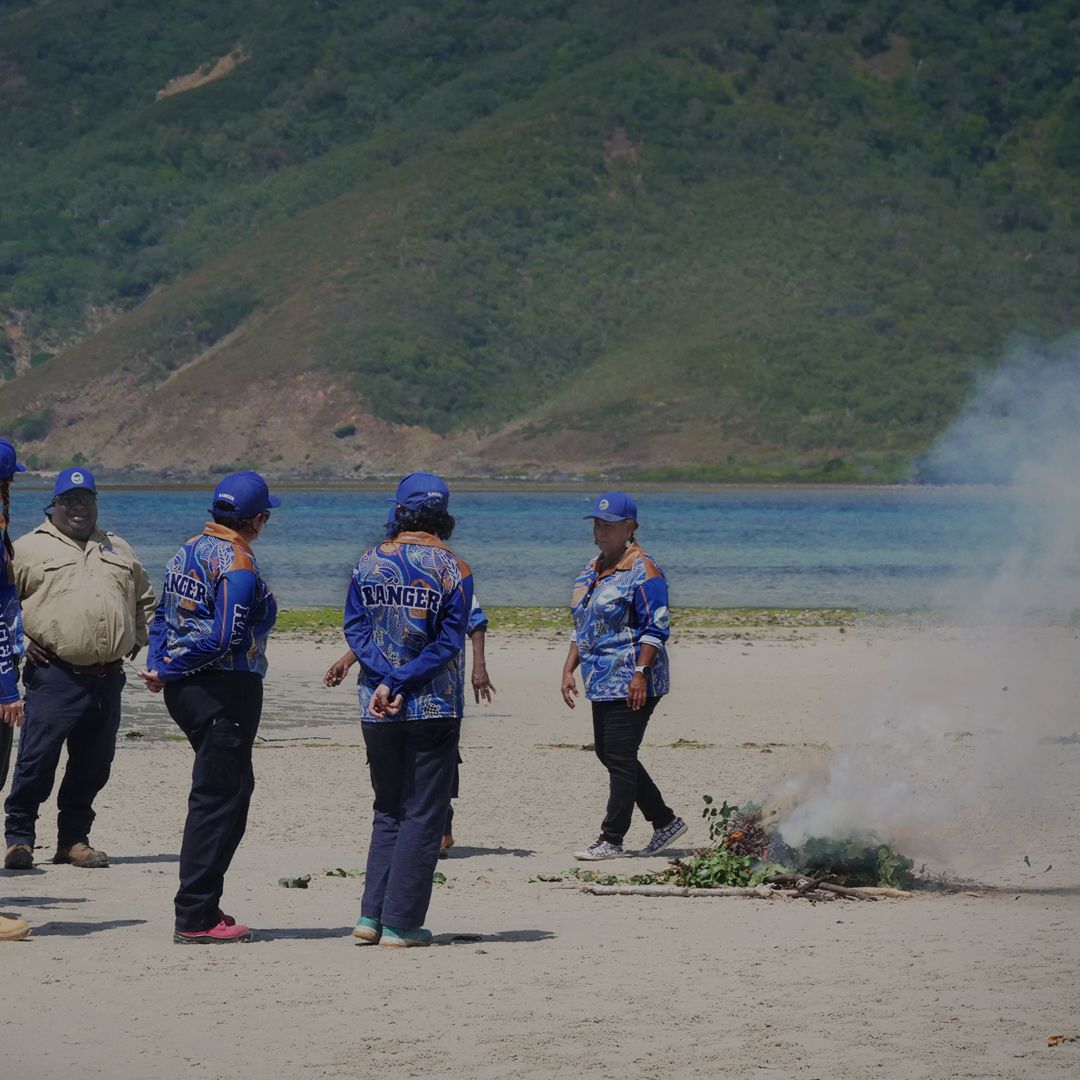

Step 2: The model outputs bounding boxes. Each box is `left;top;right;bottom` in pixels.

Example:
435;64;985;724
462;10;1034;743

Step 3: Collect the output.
560;491;685;860
343;472;472;947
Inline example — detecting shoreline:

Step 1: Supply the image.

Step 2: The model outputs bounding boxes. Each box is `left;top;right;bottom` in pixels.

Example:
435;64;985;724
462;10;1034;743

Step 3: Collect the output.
6;476;1011;494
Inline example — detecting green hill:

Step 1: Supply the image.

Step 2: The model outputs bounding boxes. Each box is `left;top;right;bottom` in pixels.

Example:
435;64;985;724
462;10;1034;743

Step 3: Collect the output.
1;0;1077;480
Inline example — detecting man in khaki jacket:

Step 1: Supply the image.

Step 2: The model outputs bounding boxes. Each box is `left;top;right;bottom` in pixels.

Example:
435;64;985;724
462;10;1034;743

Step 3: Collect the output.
4;467;155;870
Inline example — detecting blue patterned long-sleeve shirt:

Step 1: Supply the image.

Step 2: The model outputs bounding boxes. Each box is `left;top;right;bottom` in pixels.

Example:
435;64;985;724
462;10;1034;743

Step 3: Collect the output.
147;524;277;680
468;596;488;636
344;531;473;720
0;519;23;705
571;543;670;701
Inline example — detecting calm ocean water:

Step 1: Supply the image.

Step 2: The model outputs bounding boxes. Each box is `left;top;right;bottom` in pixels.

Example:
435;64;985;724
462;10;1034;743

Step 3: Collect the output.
7;486;1026;611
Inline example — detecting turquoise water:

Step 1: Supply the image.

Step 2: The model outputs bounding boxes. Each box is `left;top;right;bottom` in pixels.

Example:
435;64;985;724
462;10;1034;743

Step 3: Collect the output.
7;486;1024;611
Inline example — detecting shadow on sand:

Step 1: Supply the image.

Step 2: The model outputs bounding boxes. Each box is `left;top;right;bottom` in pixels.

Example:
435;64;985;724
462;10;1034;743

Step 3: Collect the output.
31;918;147;936
108;853;180;865
254;926;357;942
433;929;555;946
443;846;536;859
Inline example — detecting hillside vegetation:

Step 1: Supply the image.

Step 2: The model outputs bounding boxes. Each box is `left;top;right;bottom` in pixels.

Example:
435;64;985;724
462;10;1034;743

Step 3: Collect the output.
1;0;1077;479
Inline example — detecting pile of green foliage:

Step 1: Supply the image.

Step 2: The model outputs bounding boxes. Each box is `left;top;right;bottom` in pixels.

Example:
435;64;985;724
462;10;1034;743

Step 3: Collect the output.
533;795;916;889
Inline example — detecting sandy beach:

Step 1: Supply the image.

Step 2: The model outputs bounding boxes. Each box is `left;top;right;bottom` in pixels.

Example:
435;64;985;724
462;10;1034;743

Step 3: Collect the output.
3;622;1078;1079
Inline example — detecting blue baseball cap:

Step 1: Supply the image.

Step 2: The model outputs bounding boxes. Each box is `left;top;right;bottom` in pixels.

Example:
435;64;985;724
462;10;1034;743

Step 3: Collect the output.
584;491;638;522
53;467;97;498
0;439;26;481
209;470;281;519
389;471;449;512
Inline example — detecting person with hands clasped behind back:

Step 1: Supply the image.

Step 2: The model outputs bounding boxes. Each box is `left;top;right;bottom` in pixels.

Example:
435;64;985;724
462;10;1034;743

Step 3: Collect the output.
561;492;686;861
139;471;279;945
336;472;472;948
325;508;494;859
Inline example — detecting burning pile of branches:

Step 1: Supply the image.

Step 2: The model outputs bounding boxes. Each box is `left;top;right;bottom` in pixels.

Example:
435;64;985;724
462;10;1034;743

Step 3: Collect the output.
573;796;917;901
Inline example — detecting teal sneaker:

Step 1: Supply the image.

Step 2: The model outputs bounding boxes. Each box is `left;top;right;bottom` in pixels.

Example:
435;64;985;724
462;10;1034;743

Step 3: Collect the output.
379;925;433;948
352;916;382;943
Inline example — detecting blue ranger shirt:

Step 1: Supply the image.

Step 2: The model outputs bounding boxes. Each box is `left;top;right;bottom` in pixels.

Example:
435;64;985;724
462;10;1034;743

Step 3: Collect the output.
571;542;671;701
344;531;473;721
0;516;23;705
147;524;277;681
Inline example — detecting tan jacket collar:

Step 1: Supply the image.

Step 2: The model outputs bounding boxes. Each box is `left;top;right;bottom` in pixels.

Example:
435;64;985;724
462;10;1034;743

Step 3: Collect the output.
35;517;108;551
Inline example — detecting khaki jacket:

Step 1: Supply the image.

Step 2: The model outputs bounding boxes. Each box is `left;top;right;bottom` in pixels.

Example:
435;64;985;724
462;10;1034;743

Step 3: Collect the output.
13;519;156;666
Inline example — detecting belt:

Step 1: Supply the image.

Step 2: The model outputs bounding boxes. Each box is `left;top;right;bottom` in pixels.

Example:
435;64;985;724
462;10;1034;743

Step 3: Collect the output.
45;655;124;678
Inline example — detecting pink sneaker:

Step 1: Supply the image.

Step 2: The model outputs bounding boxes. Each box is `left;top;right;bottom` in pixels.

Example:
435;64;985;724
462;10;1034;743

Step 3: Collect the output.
173;919;252;944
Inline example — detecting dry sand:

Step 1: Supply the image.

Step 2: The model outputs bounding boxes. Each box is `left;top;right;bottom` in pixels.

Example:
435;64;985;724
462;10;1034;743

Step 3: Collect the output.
2;624;1078;1079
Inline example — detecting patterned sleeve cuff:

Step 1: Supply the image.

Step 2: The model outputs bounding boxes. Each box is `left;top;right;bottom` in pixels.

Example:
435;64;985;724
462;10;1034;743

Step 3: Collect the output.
640;634;664;649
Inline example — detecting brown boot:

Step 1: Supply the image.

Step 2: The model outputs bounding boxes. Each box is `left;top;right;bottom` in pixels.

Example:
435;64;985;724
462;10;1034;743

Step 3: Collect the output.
54;842;109;868
0;915;30;942
438;834;454;859
3;844;33;870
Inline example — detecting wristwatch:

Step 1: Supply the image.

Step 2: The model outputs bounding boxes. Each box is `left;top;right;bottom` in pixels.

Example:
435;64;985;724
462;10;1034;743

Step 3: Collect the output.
634;665;652;678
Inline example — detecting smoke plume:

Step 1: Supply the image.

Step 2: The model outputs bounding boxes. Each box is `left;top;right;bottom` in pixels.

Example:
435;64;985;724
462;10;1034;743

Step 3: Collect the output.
773;337;1080;877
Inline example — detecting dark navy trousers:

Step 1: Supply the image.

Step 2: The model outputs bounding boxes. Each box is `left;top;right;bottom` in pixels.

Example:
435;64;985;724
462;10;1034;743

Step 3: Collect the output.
361;718;460;930
592;696;673;845
4;661;124;849
164;672;262;933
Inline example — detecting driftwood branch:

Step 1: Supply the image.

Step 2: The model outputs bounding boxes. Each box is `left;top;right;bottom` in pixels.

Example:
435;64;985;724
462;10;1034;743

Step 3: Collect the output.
580;882;912;899
581;884;780;898
818;882;911;898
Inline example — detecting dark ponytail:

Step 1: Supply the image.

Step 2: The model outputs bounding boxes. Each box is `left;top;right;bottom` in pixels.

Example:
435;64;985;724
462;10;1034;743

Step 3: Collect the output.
1;480;12;559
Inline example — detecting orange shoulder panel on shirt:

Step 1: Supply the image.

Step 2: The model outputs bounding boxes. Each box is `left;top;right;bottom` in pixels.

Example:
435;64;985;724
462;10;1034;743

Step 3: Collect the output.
229;546;255;573
454;555;472;579
640;555;663;580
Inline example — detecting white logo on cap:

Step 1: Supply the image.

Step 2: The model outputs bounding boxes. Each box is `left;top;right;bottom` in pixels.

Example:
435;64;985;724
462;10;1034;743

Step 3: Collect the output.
219;493;236;503
71;471;84;485
598;498;609;510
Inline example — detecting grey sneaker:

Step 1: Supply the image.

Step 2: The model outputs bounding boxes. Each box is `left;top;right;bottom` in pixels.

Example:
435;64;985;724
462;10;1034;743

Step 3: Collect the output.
640;817;687;856
574;839;626;861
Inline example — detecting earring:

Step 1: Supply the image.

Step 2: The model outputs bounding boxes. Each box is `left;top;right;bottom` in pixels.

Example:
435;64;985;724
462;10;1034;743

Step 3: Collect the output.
624;537;633;549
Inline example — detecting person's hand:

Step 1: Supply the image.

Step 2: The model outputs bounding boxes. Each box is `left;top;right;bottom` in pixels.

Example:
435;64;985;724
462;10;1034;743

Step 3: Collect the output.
137;668;165;694
472;663;496;705
626;672;647;711
0;699;24;727
24;639;50;666
324;657;354;688
561;670;579;709
370;683;404;718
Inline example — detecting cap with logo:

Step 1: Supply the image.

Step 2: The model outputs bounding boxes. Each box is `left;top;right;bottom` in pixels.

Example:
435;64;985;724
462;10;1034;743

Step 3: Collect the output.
583;491;638;522
389;471;450;512
53;467;97;498
0;439;26;481
209;470;281;519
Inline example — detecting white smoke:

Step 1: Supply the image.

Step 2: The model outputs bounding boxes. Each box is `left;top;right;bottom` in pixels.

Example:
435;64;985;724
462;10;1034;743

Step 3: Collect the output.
773;338;1080;872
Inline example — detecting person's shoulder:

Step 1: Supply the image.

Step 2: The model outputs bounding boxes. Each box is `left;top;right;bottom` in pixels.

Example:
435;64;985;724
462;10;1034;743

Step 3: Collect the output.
442;546;471;580
635;550;665;581
12;524;54;556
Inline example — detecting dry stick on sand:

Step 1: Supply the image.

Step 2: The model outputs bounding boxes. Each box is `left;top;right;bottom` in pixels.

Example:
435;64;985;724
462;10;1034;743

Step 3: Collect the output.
580;883;912;899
